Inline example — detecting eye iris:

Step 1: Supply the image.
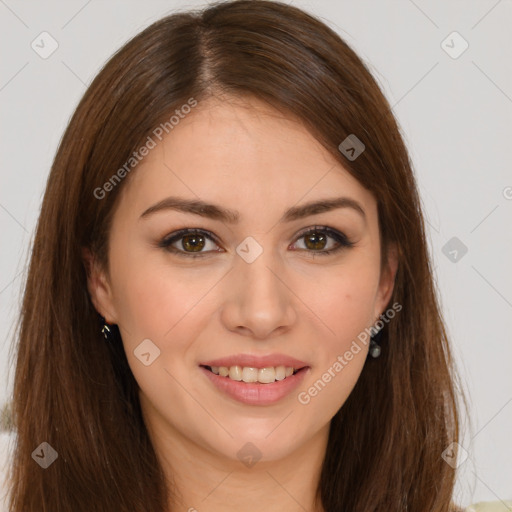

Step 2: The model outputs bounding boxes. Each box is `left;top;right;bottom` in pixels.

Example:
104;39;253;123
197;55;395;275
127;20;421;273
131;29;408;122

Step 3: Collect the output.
182;233;205;252
304;231;327;251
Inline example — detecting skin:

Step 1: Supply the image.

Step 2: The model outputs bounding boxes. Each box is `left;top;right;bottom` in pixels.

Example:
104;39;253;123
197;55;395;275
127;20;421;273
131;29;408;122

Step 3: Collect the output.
86;94;398;512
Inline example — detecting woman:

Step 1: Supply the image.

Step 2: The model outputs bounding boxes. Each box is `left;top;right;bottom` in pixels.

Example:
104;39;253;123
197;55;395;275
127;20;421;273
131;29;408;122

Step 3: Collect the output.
3;1;510;510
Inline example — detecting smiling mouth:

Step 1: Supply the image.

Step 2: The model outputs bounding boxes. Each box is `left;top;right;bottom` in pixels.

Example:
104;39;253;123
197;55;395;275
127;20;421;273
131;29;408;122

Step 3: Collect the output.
200;364;305;384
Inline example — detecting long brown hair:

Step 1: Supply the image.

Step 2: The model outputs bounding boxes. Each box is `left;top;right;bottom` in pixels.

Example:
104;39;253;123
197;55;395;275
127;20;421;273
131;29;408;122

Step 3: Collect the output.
7;1;467;510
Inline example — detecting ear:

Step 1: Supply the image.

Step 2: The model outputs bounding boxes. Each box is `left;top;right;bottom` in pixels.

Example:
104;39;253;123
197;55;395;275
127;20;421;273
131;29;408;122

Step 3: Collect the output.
82;247;118;324
374;242;399;319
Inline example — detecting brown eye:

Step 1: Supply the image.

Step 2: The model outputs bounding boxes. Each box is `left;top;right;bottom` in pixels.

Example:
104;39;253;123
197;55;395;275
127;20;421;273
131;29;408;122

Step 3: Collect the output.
159;229;222;258
159;226;354;260
291;226;355;256
181;233;206;252
303;231;328;251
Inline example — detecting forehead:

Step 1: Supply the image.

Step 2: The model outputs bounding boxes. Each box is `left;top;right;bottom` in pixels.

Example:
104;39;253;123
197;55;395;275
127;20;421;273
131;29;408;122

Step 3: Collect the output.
116;95;376;223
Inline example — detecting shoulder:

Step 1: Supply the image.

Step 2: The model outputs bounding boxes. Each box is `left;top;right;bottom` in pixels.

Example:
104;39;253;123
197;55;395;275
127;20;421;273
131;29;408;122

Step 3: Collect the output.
0;432;15;512
465;501;512;511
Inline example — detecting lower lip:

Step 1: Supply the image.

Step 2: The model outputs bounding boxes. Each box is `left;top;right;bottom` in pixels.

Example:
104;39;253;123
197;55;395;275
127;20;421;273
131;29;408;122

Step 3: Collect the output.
199;366;310;406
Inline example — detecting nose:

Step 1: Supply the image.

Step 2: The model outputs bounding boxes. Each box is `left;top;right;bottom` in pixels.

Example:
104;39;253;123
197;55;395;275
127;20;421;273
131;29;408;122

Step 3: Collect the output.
219;246;297;340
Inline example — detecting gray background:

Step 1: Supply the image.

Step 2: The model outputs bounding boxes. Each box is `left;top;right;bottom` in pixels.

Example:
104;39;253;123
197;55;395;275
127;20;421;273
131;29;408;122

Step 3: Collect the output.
1;0;511;507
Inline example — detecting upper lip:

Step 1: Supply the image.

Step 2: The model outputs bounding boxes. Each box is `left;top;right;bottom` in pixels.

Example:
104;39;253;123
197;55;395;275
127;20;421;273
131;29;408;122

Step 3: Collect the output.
200;353;309;369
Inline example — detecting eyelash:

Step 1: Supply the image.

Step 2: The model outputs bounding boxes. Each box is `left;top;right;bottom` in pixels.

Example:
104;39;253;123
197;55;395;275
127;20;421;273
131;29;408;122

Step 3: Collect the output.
158;225;355;259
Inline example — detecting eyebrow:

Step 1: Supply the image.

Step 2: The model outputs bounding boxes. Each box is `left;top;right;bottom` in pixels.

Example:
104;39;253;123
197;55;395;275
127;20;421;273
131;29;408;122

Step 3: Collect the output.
139;195;366;223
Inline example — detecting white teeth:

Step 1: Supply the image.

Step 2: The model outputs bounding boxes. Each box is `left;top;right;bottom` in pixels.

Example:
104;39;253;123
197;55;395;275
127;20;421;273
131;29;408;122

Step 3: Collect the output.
242;367;258;382
208;365;298;383
229;366;242;381
275;366;286;381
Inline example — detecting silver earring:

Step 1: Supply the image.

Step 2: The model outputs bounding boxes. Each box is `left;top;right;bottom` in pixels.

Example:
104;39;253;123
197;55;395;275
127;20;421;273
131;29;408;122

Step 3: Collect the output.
369;327;383;358
100;316;114;341
102;323;112;340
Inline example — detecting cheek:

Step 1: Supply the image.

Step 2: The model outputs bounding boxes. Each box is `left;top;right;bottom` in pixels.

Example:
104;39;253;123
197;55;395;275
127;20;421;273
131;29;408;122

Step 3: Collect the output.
108;245;222;369
108;261;211;408
293;267;378;420
112;266;202;340
298;260;380;344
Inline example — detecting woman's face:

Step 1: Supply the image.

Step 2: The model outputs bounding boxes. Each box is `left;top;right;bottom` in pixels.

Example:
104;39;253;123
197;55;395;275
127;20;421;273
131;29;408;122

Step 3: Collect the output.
87;95;397;467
